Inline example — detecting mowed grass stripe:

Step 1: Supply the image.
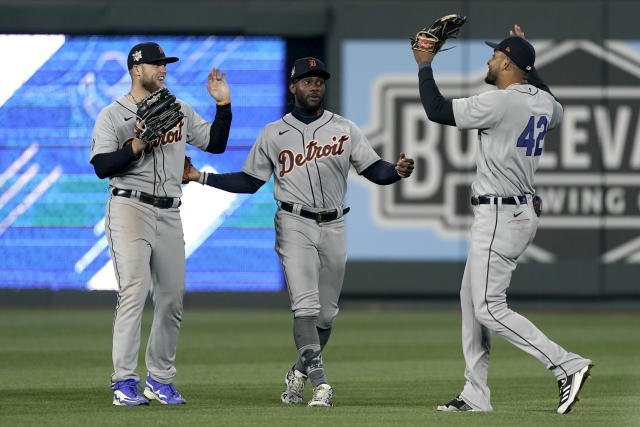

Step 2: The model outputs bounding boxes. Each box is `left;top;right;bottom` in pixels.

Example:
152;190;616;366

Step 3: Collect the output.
0;308;638;426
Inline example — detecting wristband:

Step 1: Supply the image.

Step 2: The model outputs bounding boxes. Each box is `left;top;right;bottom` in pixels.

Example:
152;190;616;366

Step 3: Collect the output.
198;171;208;185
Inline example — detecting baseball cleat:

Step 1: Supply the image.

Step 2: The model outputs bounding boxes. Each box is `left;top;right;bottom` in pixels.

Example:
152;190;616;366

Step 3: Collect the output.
556;361;594;414
143;375;187;405
308;383;333;407
437;395;474;412
111;379;149;406
281;366;307;404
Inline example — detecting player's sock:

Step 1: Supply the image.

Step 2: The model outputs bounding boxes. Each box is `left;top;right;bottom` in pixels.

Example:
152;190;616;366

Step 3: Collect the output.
293;316;327;387
295;326;332;373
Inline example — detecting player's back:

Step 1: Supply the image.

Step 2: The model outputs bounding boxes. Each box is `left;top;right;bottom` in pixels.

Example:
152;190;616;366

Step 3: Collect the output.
453;84;562;196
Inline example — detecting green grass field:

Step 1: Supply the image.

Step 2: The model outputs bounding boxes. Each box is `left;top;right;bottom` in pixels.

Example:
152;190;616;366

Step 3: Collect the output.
1;307;638;426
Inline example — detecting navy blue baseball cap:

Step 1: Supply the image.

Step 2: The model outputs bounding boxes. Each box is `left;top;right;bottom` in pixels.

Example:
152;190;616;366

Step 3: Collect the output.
485;36;535;72
127;42;179;69
290;57;331;82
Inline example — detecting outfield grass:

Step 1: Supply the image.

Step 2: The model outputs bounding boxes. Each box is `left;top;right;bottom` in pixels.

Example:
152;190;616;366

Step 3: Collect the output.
0;307;638;426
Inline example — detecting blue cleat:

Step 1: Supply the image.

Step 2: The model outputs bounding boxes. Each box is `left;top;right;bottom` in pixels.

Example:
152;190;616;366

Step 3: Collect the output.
143;375;187;405
111;379;150;406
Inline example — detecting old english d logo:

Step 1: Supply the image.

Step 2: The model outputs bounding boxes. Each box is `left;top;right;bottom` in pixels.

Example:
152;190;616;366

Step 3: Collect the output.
308;59;317;68
364;40;640;263
157;45;164;54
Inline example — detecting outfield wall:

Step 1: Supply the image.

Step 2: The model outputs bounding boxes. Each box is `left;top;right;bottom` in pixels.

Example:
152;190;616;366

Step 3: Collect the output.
0;0;638;300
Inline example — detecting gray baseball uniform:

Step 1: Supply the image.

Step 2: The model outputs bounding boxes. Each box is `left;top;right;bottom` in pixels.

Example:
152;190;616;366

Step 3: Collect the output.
243;110;379;324
451;84;590;411
90;95;211;385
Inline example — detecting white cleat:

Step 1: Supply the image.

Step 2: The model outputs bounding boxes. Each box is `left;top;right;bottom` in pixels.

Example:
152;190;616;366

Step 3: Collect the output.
308;383;333;407
557;361;594;414
281;367;307;404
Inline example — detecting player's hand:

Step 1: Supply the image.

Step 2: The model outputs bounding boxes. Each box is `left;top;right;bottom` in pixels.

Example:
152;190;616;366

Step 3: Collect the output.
206;67;231;103
395;152;415;178
509;24;527;41
131;137;146;155
187;168;201;182
132;119;147;155
413;49;436;65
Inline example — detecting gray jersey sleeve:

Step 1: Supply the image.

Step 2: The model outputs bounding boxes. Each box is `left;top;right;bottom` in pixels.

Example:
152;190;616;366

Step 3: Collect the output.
549;98;564;130
242;127;274;181
90;108;121;161
452;90;506;130
179;100;210;150
347;121;380;173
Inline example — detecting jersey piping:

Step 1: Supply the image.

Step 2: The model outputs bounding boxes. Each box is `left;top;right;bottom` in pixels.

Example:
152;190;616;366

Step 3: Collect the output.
485;205;569;378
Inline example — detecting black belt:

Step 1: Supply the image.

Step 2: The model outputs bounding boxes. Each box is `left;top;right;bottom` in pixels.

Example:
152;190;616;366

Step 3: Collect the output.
280;202;350;223
111;188;180;209
471;195;528;206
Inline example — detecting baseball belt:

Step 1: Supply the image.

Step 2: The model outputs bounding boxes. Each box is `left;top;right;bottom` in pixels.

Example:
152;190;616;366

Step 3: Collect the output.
279;201;350;223
471;195;528;206
111;188;181;209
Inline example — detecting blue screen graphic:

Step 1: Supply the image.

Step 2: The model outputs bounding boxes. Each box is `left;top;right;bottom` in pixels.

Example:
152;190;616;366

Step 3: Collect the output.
0;35;286;291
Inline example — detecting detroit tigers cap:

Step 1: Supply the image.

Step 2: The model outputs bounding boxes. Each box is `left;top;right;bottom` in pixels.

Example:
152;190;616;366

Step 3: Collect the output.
485;36;535;72
127;42;179;69
290;57;331;82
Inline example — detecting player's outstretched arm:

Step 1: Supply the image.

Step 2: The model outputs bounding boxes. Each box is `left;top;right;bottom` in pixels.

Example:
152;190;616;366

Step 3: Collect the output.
190;168;266;194
360;153;414;185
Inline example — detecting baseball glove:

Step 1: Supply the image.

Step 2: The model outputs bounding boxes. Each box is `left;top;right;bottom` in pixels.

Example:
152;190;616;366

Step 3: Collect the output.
410;14;467;54
182;156;194;184
135;87;184;144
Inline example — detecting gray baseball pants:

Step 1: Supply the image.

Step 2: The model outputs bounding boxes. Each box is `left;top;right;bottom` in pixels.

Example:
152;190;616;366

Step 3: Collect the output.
274;208;345;328
105;195;185;385
459;195;588;411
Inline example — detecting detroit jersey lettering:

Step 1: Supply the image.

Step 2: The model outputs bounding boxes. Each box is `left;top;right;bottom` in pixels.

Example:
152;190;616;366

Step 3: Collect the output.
90;96;211;198
243;111;380;209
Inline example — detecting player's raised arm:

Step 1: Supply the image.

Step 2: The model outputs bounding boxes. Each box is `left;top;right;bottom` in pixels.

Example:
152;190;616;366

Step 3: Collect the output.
410;15;466;126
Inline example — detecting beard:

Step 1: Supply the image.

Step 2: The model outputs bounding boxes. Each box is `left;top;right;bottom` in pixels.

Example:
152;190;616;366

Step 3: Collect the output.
141;77;162;94
294;92;323;111
484;68;497;85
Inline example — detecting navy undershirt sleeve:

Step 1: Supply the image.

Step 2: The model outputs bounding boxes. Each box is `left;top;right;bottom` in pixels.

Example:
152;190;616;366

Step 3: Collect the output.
90;144;138;179
203;171;265;193
360;160;401;185
205;103;232;154
418;64;456;126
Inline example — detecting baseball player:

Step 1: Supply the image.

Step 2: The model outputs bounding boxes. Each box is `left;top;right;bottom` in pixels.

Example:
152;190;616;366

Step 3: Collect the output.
89;42;232;406
184;57;414;407
412;25;593;414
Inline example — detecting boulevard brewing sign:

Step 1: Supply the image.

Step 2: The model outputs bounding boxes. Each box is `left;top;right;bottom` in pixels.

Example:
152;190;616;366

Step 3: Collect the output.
366;40;640;263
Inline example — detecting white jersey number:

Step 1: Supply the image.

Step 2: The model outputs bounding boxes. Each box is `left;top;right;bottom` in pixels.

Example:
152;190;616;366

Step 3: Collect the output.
516;115;548;157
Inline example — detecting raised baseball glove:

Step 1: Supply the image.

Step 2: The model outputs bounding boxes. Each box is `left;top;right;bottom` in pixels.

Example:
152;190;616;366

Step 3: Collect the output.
410;14;467;54
135;87;184;144
182;156;194;184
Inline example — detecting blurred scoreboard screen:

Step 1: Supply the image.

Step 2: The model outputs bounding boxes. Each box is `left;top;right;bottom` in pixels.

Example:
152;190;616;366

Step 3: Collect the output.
0;35;286;292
